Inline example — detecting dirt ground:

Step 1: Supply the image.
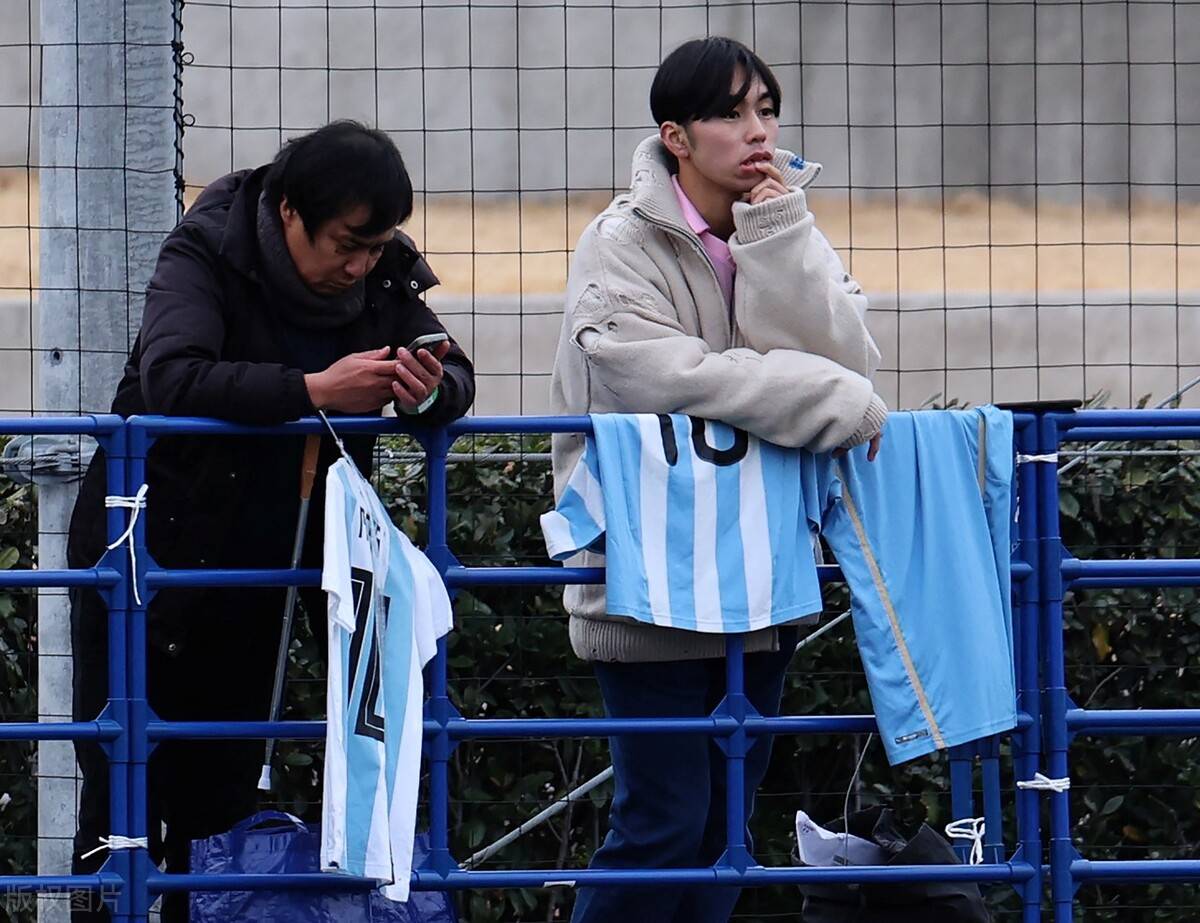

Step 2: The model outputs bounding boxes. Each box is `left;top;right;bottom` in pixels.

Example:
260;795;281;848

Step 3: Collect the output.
3;170;1197;297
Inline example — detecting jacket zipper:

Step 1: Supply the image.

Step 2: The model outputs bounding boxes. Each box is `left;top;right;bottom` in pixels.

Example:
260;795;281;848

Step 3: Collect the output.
631;206;734;332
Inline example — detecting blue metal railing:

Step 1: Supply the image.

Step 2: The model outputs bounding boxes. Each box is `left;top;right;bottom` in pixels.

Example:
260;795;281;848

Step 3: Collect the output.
1041;410;1200;922
5;407;1190;920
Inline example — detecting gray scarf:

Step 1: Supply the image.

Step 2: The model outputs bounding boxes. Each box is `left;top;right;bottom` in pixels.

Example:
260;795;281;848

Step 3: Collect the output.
255;193;366;330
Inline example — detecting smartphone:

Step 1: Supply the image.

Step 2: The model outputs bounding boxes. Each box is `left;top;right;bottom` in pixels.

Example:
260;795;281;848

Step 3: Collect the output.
405;331;449;354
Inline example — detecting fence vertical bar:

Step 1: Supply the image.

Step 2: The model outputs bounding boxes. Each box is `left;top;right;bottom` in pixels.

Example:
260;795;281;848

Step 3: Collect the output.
979;738;1004;865
423;425;456;876
1039;413;1073;923
720;634;750;872
1014;415;1044;922
125;422;154;920
948;744;976;864
94;422;134;922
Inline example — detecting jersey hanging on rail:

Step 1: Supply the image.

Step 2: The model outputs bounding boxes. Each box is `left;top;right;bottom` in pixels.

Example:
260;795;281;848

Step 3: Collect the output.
541;412;827;633
320;457;452;901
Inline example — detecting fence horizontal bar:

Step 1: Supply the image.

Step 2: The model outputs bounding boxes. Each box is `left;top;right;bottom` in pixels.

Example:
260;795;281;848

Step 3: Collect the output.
1064;427;1200;443
1071;577;1200;589
149;720;323;741
449;415;592;436
129;414;595;439
419;863;1031;889
1062;559;1200;586
769;712;1032;736
1072;859;1200;882
146;568;321;589
451;561;1031;589
0;875;115;892
128;415;401;438
149;872;377;894
1067;708;1200;735
0;567;119;589
0;720;118;742
150;713;965;742
757;715;876;734
446;566;603;587
150;717;727;741
149;862;1031;894
147;560;1031;594
1064;410;1200;430
0;415;123;436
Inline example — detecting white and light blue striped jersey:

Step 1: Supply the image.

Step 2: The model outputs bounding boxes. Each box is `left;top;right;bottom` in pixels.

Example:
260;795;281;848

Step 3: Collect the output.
320;458;452;901
541;413;825;633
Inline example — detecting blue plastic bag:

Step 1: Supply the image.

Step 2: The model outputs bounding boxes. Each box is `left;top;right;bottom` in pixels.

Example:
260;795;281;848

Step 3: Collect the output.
189;811;457;923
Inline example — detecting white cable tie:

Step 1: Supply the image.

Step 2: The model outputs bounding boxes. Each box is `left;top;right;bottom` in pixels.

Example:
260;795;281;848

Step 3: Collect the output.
1016;453;1059;464
542;880;576;888
105;484;149;606
944;817;985;866
1016;772;1071;793
0;792;10;811
79;834;149;861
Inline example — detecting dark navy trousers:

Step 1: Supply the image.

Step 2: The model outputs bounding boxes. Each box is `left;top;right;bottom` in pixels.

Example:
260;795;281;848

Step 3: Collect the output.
571;629;797;923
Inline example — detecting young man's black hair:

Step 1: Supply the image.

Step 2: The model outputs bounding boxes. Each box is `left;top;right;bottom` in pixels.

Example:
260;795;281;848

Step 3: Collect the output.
263;119;413;238
649;36;782;128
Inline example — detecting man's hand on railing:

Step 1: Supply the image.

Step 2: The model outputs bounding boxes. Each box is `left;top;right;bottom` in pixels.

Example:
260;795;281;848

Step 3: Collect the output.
304;347;398;413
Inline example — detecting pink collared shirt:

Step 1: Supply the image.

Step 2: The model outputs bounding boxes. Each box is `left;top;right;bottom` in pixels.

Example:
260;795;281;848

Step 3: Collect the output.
671;175;735;308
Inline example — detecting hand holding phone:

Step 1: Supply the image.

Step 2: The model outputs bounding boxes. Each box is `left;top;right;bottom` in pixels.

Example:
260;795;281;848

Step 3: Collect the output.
394;332;451;413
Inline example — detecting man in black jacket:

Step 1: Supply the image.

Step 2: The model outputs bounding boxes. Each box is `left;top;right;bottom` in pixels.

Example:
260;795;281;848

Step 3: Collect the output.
66;121;475;921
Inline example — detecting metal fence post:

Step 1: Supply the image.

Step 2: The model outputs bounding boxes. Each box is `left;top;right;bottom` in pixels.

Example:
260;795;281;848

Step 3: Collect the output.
1013;415;1045;923
36;3;177;919
1038;413;1074;923
423;425;459;878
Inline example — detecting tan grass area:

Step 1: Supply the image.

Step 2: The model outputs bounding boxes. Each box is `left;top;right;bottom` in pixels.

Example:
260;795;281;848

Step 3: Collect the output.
407;191;1200;296
5;171;1198;297
0;171;38;292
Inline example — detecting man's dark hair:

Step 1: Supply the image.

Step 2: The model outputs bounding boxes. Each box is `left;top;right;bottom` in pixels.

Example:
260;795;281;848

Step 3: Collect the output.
263;120;413;238
650;37;781;127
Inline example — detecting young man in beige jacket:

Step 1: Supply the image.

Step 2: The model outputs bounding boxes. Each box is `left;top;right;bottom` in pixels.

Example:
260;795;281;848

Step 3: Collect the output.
550;37;886;922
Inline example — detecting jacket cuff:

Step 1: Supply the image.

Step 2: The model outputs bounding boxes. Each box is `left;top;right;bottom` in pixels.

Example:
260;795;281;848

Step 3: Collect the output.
284;367;317;418
732;189;810;244
840;394;889;449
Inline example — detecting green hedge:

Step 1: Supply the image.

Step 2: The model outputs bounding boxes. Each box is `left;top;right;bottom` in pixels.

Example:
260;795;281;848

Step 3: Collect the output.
0;442;36;882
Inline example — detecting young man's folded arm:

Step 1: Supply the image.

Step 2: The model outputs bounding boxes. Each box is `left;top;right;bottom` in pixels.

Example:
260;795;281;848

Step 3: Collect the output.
729;189;882;380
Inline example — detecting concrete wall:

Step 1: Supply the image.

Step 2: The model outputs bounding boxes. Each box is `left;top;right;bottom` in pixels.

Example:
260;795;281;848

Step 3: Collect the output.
173;1;1191;201
6;1;1195;196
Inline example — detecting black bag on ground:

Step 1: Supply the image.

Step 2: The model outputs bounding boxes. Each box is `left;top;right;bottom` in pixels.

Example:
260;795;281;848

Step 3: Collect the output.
795;805;990;923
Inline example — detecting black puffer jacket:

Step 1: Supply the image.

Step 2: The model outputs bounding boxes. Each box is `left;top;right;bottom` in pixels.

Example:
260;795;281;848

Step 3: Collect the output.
68;166;474;648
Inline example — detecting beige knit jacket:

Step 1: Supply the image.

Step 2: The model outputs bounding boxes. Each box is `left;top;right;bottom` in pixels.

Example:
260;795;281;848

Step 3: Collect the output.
549;135;887;663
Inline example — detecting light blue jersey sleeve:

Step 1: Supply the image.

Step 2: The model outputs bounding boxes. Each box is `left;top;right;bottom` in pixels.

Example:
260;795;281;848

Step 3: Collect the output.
541;434;606;560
